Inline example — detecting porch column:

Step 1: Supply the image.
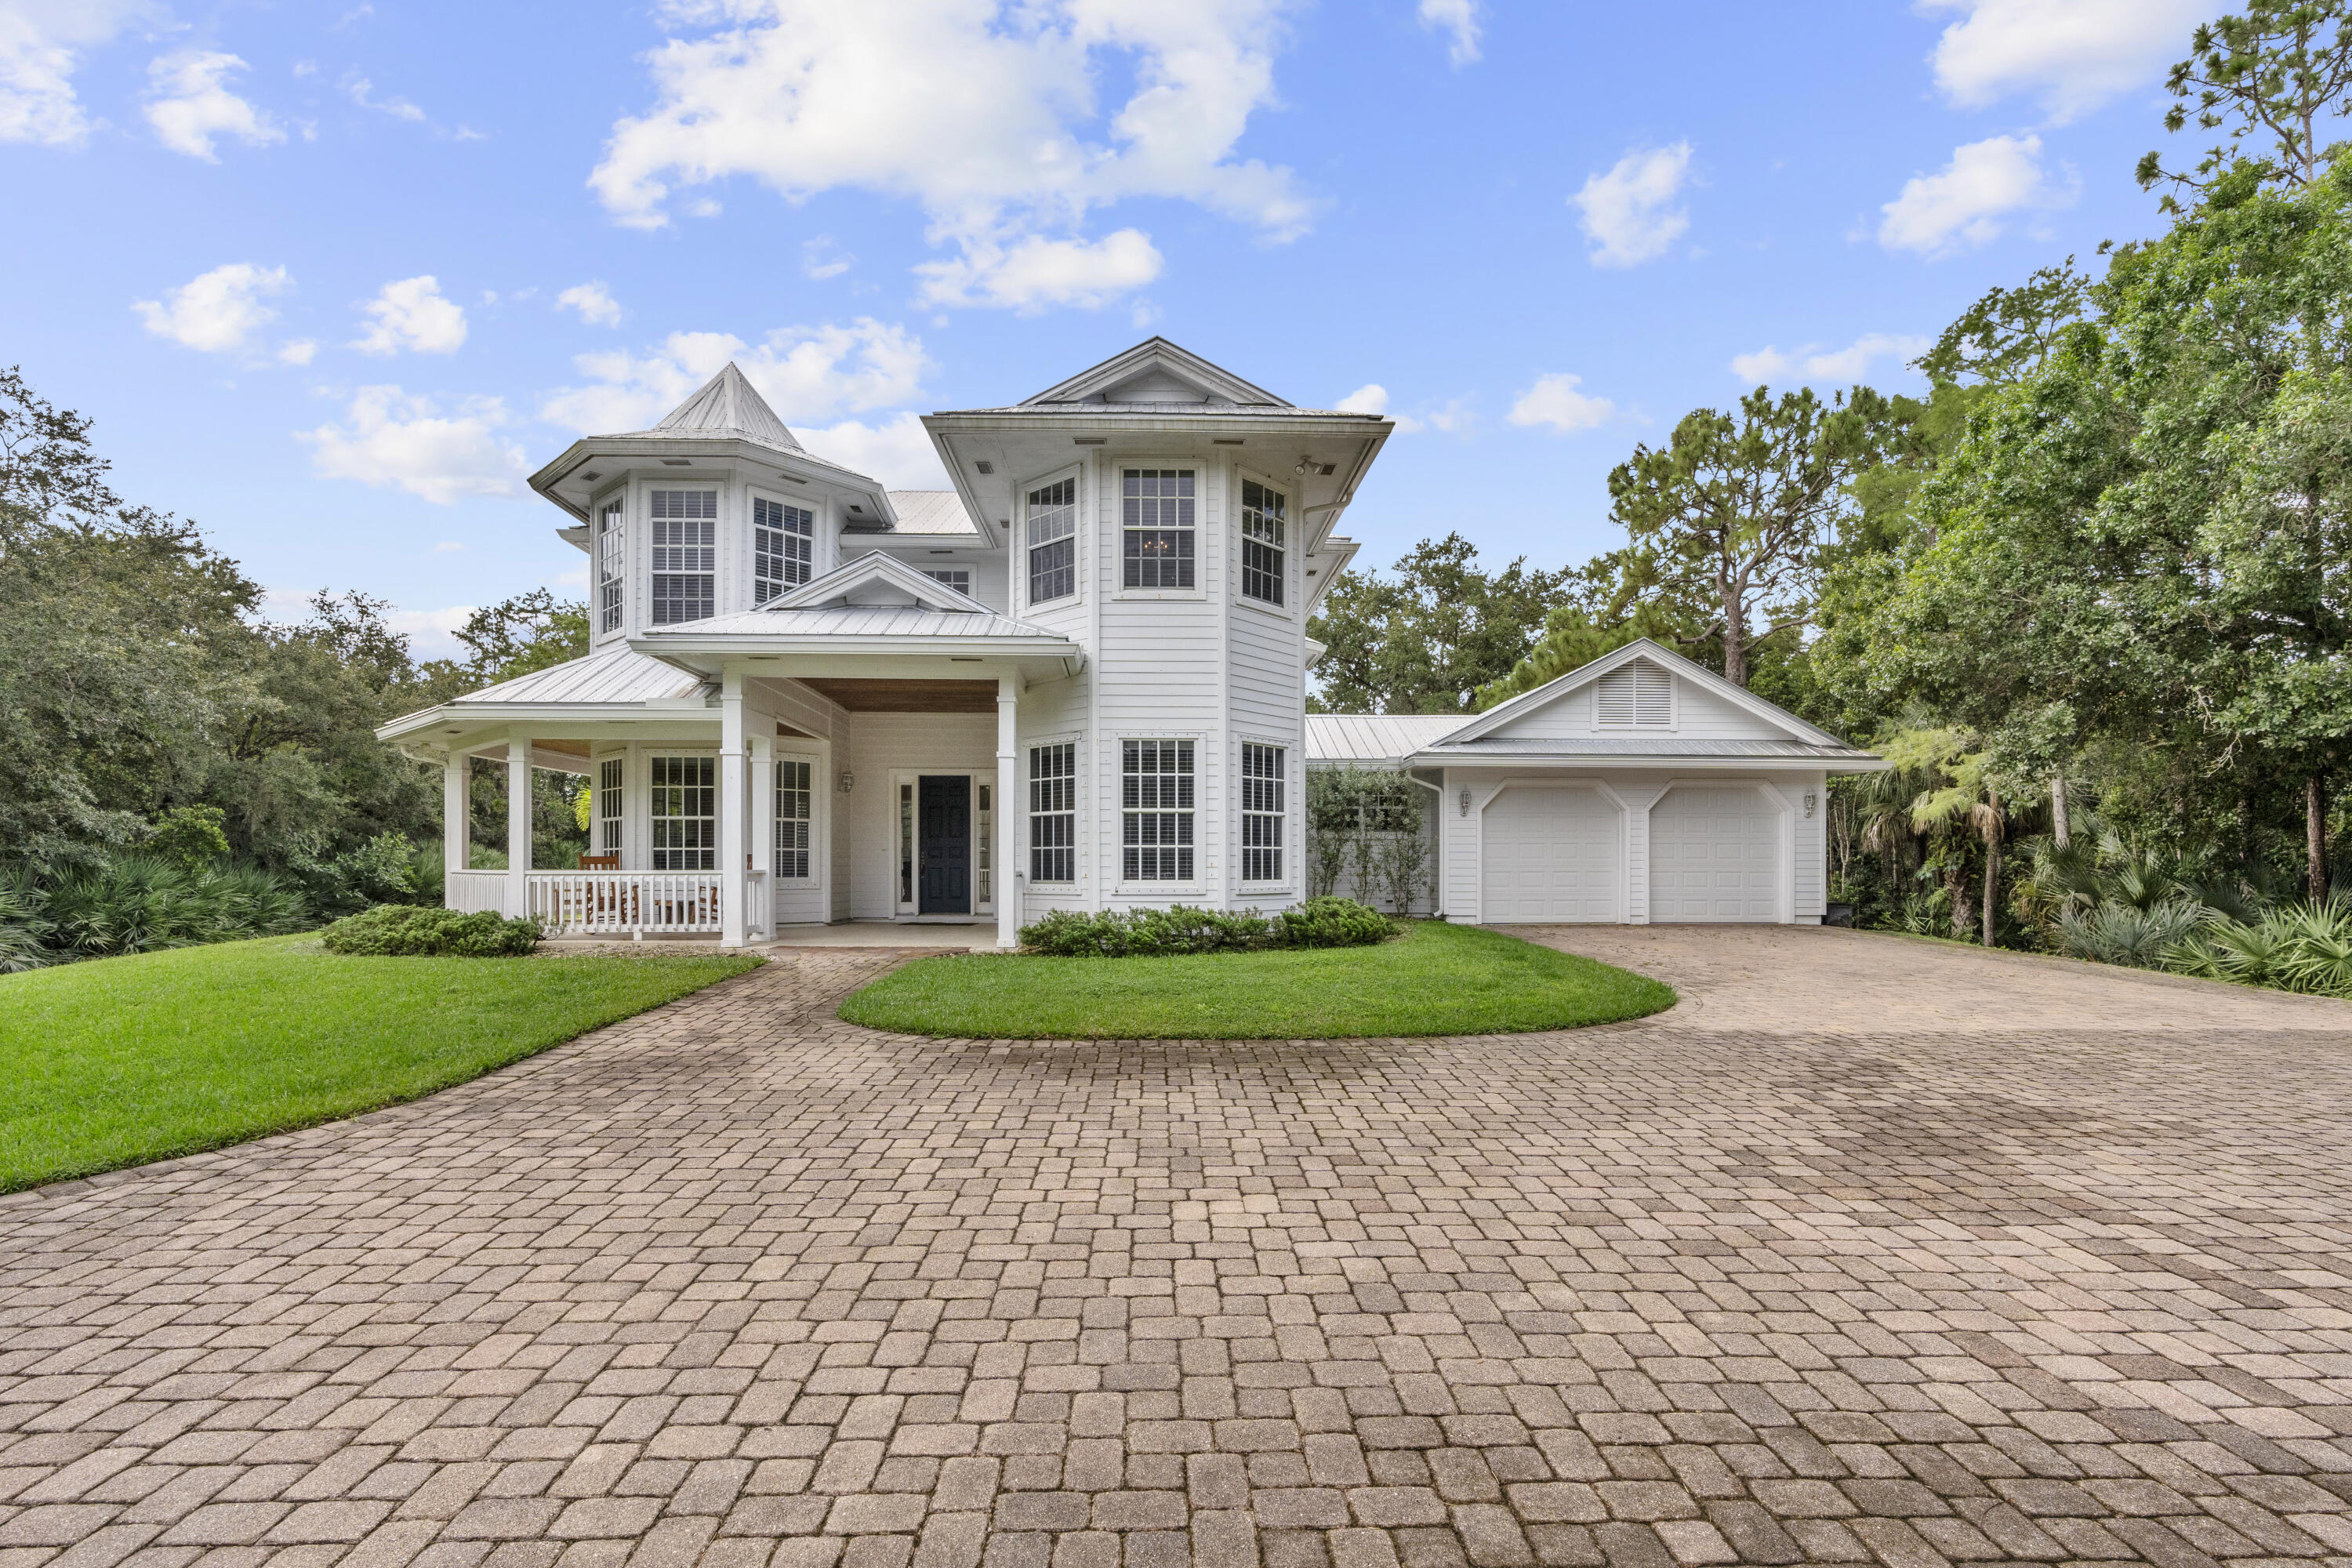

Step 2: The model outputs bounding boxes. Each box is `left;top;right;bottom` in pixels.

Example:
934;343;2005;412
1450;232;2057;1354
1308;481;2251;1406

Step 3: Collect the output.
443;753;468;892
719;664;747;949
506;727;532;920
997;674;1018;950
749;733;774;940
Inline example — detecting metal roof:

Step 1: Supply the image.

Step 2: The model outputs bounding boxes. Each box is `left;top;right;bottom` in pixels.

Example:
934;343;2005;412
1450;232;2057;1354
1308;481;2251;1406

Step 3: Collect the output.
451;647;702;706
1421;737;1881;760
634;363;804;454
876;491;978;535
642;605;1058;641
935;402;1382;420
1305;713;1467;764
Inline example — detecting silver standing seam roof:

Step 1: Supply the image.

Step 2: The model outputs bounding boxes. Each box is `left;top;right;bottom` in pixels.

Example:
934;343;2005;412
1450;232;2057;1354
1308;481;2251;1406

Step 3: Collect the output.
449;647;704;706
869;491;979;535
641;605;1059;641
1304;713;1468;764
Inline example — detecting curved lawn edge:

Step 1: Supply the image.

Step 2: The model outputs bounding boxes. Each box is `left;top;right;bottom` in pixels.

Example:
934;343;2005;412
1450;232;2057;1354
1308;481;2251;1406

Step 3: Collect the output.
839;920;1675;1040
0;936;762;1195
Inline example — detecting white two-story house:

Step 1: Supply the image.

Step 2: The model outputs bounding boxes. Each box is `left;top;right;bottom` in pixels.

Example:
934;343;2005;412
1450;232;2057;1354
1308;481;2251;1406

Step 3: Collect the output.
382;337;1879;948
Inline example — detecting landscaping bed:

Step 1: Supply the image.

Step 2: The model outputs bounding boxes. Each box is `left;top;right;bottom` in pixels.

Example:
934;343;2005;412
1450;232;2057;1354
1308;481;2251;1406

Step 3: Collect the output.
838;918;1675;1040
0;935;758;1192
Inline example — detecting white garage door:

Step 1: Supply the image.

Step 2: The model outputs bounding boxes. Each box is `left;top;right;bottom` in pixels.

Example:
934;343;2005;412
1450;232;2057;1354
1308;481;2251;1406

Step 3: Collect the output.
1480;786;1623;923
1650;786;1781;922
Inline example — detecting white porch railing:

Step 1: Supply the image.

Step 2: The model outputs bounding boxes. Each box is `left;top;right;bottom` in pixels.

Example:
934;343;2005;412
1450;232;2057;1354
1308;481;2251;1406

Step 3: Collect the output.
447;869;512;916
524;872;724;936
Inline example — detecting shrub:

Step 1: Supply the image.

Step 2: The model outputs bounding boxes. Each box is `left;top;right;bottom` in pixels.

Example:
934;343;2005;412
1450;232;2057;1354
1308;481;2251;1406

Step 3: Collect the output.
38;855;308;960
2165;898;2352;996
2053;899;2203;969
1277;895;1394;949
1019;897;1389;957
320;904;541;957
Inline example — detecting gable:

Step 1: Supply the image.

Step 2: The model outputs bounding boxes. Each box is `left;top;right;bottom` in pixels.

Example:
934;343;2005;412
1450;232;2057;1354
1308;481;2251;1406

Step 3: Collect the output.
1451;638;1840;748
1022;337;1288;408
771;551;982;615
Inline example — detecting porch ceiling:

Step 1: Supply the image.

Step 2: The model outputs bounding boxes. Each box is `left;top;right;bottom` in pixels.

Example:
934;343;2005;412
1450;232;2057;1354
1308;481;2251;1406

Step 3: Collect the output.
790;677;999;713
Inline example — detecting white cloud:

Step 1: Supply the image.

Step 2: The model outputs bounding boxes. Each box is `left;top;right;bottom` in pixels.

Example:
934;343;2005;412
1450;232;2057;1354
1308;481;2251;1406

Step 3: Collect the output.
1878;133;2076;255
802;237;853;280
431;541;464;552
1417;0;1482;66
540;318;931;435
144;50;281;161
278;339;317;365
132;262;289;354
1730;332;1931;387
353;275;469;355
383;604;475;656
1571;142;1691;268
798;412;952;488
590;0;1309;310
0;0;148;147
555;281;622;327
299;386;529;503
1335;383;1423;434
1507;372;1615;433
913;229;1162;312
1924;0;2210;123
342;72;424;122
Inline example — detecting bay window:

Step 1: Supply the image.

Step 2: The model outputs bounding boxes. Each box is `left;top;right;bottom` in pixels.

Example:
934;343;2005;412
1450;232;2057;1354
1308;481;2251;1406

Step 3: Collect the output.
753;497;813;603
1029;742;1076;883
649;489;717;624
1121;468;1193;590
1241;742;1285;882
1122;739;1194;881
1240;479;1286;606
1028;477;1076;603
596;499;625;633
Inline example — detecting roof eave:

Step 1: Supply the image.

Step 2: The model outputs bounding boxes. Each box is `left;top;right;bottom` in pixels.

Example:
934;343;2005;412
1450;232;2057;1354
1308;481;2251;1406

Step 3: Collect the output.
528;437;898;526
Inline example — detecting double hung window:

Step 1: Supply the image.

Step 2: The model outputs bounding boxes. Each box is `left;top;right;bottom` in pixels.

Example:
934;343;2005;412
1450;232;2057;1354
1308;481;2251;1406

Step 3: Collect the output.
1027;477;1076;604
753;497;814;603
596;499;626;633
1240;743;1285;882
1121;469;1194;589
648;756;715;870
597;757;623;855
1029;742;1076;883
649;489;717;624
1122;739;1194;881
775;758;812;879
1240;479;1286;605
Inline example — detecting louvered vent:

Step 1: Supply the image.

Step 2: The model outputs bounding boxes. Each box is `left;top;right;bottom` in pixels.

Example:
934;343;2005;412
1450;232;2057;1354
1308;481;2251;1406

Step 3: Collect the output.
1595;659;1672;728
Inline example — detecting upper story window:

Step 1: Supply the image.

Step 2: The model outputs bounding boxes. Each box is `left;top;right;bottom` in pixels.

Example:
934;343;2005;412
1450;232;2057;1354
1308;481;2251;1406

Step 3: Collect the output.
1122;468;1194;590
649;489;717;624
924;568;972;596
1595;659;1673;728
753;497;814;604
1028;477;1076;604
596;499;625;633
1240;478;1285;606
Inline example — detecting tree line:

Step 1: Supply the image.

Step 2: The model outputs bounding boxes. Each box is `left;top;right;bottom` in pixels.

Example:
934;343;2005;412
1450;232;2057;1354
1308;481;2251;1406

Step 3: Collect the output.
1312;0;2352;960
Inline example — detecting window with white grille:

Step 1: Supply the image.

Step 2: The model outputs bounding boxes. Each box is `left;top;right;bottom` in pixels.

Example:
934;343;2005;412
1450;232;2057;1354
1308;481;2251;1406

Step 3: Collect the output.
1594;659;1673;728
596;499;625;633
649;489;717;624
1029;742;1076;883
1122;739;1194;881
1028;477;1076;604
597;757;623;855
753;497;813;603
775;757;812;879
1241;743;1285;881
1240;479;1285;606
1122;469;1194;589
648;755;715;869
924;568;972;596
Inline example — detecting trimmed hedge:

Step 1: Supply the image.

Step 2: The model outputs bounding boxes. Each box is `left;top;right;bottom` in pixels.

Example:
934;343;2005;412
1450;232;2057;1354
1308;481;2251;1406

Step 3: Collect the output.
319;905;542;957
1018;896;1390;957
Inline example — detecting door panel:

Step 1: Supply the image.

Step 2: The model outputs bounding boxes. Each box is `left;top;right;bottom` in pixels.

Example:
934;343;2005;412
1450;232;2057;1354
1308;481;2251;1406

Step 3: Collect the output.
917;775;971;915
1479;786;1623;923
1649;786;1780;922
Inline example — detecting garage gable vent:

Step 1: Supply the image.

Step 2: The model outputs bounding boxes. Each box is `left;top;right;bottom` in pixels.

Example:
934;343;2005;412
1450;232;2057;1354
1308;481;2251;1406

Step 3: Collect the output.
1594;659;1673;728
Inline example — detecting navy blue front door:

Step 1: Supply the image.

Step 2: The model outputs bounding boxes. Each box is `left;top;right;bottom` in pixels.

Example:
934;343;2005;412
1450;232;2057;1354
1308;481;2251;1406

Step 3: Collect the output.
918;775;971;914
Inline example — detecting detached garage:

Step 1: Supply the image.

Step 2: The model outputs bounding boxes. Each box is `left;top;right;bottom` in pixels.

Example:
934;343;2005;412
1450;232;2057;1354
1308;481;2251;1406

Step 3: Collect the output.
1305;639;1884;927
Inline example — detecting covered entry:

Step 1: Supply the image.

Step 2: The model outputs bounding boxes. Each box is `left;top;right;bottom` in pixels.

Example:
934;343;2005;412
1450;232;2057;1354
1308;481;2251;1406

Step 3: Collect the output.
1479;783;1624;923
1649;783;1784;922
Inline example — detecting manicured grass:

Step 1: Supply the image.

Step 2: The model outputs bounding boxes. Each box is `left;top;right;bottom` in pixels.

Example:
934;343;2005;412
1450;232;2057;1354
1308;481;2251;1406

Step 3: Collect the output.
0;937;759;1193
839;919;1675;1040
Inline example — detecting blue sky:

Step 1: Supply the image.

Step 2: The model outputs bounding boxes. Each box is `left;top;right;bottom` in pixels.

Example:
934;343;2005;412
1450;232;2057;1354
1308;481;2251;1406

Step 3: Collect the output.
1;0;2216;651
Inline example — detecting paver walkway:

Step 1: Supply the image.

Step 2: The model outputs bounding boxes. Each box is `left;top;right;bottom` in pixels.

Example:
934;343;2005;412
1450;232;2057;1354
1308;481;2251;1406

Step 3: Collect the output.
5;929;2352;1568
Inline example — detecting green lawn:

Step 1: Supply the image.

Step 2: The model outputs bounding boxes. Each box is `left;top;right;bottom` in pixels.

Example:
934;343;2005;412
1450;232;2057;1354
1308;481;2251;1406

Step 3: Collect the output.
839;919;1675;1040
0;937;759;1193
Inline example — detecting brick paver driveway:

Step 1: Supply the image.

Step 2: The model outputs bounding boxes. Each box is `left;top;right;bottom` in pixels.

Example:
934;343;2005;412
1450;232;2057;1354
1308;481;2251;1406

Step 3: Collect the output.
6;929;2352;1568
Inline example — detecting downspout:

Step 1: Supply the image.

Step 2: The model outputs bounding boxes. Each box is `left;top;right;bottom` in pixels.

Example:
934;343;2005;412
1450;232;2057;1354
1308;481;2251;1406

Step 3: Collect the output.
1409;768;1445;920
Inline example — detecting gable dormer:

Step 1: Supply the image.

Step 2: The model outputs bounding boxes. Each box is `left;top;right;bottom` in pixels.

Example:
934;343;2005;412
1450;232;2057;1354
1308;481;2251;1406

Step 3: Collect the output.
1019;337;1290;408
768;551;993;616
